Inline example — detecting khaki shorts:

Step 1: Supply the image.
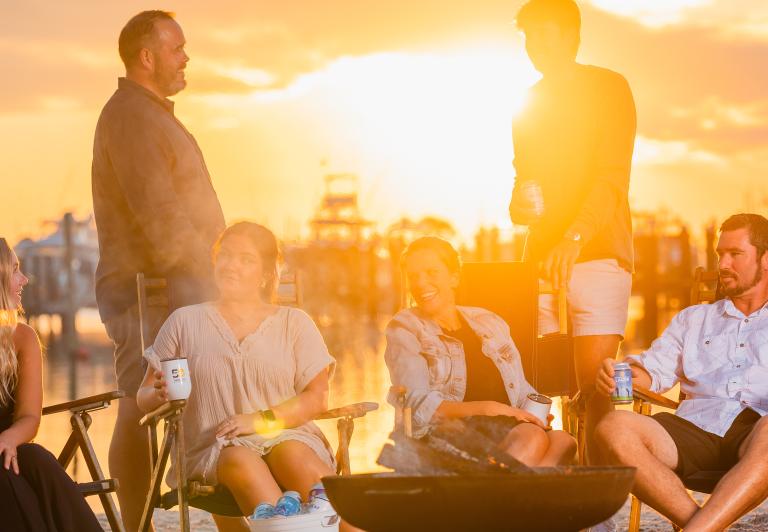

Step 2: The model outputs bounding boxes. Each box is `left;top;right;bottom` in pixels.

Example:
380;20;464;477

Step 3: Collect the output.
538;258;632;338
104;304;168;398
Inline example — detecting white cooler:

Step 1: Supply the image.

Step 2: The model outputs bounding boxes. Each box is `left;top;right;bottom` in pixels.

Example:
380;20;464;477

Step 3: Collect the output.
248;512;339;532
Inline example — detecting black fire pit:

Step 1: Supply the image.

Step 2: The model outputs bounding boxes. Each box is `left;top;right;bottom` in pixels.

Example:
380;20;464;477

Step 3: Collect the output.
323;467;635;531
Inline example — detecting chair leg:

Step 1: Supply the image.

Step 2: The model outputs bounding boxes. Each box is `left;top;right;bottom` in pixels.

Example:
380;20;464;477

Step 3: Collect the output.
576;412;586;465
140;421;175;532
71;413;125;532
335;417;353;476
628;494;642;532
175;419;190;532
57;430;80;468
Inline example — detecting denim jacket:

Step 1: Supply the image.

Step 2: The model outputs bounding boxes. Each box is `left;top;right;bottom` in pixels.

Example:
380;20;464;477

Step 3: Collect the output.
384;305;537;438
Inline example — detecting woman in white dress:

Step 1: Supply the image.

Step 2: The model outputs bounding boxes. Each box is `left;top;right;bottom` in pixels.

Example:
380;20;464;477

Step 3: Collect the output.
137;222;346;531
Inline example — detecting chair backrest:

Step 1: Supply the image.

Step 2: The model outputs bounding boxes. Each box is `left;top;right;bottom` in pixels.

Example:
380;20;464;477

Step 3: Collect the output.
276;269;303;307
136;274;168;354
690;266;720;305
456;261;576;397
457;262;538;372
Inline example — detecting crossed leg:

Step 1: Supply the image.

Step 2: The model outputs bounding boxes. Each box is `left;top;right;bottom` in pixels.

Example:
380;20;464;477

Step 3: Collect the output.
595;410;768;530
685;414;768;531
594;410;699;527
501;423;576;466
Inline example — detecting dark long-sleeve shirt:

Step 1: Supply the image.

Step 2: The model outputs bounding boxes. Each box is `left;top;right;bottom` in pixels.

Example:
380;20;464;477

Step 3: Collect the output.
91;78;226;321
511;64;636;272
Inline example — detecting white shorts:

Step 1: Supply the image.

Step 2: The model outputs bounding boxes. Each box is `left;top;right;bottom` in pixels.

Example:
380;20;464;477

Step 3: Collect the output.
538;258;632;338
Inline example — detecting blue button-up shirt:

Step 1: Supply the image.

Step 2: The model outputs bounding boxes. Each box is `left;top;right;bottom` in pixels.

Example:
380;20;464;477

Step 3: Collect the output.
627;299;768;437
384;306;536;438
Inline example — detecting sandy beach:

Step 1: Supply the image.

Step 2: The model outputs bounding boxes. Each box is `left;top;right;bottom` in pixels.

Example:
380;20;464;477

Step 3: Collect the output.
96;497;768;531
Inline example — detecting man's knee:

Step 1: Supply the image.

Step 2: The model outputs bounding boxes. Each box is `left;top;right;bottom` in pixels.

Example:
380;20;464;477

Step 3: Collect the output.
594;410;638;447
752;413;768;434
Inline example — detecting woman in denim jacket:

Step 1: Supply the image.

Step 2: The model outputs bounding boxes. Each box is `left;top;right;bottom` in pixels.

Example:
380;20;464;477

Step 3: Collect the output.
385;236;575;466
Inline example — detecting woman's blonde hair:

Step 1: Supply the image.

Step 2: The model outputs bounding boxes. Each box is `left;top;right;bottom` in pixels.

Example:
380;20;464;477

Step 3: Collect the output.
0;238;19;406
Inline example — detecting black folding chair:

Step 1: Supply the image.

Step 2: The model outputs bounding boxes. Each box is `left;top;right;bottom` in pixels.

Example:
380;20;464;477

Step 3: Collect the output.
43;390;126;532
455;261;583;458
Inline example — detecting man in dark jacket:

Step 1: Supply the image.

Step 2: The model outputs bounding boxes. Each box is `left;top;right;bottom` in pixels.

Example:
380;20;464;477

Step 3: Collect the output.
91;10;225;530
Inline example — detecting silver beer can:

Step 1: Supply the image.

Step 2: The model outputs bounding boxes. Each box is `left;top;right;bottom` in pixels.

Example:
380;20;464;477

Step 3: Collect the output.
510;180;545;225
612;362;633;405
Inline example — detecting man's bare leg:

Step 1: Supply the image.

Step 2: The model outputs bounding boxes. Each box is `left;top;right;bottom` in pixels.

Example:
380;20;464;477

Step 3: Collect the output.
573;334;621;460
594;410;699;527
685;415;768;531
110;398;153;531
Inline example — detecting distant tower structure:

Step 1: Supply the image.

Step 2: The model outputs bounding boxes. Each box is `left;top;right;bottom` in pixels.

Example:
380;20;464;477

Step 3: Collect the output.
310;173;373;246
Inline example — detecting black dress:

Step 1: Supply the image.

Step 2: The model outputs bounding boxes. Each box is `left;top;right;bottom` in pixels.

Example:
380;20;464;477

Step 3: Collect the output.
0;394;103;532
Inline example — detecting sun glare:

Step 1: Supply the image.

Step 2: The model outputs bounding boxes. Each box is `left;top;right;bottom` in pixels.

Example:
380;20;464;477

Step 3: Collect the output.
586;0;714;27
242;46;540;237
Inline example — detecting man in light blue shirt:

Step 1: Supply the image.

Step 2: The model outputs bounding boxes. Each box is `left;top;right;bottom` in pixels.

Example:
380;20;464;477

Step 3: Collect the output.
593;213;768;530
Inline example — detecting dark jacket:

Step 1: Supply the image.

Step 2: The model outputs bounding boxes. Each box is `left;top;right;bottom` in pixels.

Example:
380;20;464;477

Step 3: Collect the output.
91;78;226;321
511;64;636;272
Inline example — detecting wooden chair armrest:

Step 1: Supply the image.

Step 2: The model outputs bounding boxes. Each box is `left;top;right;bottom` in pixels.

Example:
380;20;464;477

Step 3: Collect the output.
633;386;679;410
42;390;126;416
315;402;378;420
139;399;187;427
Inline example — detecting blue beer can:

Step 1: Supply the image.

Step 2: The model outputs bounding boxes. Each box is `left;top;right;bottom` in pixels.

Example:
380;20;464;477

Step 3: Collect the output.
275;491;302;516
251;502;276;520
612;362;633;404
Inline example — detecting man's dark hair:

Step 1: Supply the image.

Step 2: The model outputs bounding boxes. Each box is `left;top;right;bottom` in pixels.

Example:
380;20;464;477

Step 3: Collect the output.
516;0;581;35
720;213;768;258
118;10;176;68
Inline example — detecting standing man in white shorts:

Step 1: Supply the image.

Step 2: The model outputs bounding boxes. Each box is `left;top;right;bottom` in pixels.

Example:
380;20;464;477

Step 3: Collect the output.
509;0;636;455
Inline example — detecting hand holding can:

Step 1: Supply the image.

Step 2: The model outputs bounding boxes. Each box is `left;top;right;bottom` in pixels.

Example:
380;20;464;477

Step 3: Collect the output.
612;362;633;404
522;393;552;424
509;180;545;226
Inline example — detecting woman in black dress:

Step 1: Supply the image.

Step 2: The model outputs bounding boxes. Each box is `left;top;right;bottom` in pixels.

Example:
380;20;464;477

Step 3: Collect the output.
0;238;102;532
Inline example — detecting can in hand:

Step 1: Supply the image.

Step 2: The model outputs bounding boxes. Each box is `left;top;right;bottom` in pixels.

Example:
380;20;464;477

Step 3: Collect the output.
522;393;552;423
612;362;633;405
510;180;545;225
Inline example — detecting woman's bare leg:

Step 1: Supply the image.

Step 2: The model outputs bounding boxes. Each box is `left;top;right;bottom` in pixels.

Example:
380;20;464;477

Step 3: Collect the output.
538;430;577;466
265;440;364;532
499;423;549;466
217;446;282;515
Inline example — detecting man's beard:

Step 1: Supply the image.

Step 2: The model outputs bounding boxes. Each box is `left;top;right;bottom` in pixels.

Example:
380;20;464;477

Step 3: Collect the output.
152;64;186;97
720;266;763;297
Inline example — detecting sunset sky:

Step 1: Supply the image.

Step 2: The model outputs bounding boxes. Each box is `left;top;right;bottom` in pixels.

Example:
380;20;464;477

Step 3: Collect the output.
2;0;768;244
